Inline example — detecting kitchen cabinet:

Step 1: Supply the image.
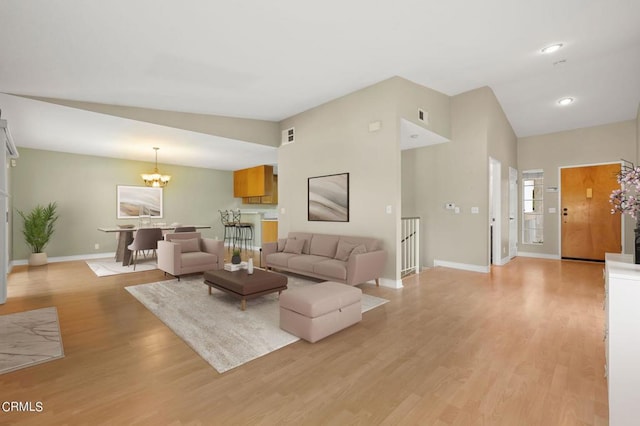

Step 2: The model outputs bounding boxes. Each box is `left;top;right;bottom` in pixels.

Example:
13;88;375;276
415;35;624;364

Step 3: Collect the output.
262;220;278;245
243;175;278;205
233;165;273;198
604;253;640;426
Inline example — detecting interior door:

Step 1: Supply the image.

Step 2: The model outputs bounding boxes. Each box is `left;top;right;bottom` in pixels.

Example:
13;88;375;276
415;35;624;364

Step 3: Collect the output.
561;163;621;261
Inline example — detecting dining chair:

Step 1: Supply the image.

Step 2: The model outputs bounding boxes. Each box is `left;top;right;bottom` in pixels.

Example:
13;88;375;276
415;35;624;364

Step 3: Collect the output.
127;228;163;270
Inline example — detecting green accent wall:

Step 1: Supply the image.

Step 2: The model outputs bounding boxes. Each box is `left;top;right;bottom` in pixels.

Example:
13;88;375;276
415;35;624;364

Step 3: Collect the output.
11;148;241;260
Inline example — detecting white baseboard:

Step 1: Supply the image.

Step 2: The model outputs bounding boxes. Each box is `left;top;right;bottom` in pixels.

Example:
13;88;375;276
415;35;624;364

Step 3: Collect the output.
517;251;560;260
12;252;117;266
491;255;513;266
379;278;403;289
433;259;490;273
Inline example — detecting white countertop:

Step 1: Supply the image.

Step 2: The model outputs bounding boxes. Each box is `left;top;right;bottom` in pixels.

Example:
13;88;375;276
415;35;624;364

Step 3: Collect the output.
606;253;640;280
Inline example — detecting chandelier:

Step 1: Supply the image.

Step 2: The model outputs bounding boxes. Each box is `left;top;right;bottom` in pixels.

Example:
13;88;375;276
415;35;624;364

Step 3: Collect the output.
141;147;171;187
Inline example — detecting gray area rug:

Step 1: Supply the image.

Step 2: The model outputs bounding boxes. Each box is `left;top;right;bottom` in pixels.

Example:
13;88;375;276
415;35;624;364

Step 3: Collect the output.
87;257;157;277
0;307;65;375
126;275;389;373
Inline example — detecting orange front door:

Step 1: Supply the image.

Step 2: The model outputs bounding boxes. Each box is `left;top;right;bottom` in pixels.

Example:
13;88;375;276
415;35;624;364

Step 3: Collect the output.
561;164;621;261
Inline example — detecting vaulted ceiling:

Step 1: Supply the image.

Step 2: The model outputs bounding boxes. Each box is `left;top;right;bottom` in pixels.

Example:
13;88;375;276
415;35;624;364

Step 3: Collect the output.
1;0;638;169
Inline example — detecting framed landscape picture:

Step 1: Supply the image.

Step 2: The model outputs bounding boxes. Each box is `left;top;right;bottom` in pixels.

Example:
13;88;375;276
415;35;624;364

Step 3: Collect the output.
308;173;349;222
117;185;163;219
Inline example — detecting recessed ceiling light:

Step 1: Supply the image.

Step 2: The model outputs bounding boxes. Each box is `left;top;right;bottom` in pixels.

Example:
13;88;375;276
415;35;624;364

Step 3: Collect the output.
557;97;574;106
541;43;563;54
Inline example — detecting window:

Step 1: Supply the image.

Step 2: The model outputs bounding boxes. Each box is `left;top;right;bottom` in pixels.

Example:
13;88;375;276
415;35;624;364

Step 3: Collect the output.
522;170;543;244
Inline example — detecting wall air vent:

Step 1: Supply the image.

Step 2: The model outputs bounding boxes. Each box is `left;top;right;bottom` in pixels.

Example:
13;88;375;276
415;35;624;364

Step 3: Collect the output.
281;127;295;146
418;108;428;124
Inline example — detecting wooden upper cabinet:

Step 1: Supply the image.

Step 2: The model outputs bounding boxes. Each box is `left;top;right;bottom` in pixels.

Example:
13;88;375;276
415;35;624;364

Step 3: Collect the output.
260;175;278;204
233;165;274;197
246;175;278;204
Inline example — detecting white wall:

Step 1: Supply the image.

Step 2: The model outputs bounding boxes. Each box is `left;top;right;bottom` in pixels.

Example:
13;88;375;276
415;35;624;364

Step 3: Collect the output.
518;120;636;256
278;78;401;284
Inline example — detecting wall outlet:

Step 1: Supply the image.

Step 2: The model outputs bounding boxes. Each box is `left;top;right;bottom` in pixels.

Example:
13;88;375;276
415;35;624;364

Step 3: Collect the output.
386;205;392;214
454;207;460;214
94;243;100;250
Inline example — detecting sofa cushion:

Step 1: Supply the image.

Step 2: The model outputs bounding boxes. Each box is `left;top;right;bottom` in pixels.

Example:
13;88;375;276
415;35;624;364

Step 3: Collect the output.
350;244;367;258
334;240;358;261
181;251;217;268
283;238;305;254
313;259;347;280
288;255;330;273
266;252;300;268
176;238;200;253
277;238;287;252
339;236;380;252
288;232;313;254
309;234;340;258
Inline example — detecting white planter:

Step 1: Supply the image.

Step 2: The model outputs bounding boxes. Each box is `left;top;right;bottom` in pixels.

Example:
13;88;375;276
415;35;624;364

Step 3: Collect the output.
28;252;48;266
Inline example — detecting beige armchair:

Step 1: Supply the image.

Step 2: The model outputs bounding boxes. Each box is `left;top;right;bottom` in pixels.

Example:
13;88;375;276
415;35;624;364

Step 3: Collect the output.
157;232;224;280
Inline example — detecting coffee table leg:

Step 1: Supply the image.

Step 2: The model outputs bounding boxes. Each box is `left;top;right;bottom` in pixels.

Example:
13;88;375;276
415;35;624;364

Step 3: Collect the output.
241;299;246;311
208;285;212;295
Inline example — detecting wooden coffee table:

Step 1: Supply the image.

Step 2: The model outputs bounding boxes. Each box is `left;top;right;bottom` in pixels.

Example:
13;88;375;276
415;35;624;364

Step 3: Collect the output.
203;268;288;311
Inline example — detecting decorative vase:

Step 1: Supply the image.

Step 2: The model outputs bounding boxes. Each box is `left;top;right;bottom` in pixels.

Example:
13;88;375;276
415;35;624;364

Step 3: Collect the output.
247;258;254;274
635;228;640;265
231;253;241;265
28;252;48;266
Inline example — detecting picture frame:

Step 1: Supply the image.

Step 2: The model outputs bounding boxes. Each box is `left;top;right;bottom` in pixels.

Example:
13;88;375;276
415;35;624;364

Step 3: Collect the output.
116;185;163;219
308;173;349;222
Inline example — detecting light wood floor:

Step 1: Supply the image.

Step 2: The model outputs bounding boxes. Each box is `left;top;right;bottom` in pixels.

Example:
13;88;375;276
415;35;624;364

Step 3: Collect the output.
0;256;608;425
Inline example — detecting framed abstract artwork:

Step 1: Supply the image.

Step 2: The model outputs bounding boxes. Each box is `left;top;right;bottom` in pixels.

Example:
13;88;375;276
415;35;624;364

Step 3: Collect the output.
116;185;163;219
308;173;349;222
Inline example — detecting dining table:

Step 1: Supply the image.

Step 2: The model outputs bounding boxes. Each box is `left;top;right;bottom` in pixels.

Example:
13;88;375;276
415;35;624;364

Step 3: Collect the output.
97;225;212;266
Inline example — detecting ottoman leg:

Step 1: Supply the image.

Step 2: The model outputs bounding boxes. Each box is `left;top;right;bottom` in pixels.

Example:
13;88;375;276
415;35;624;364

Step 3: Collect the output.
241;299;246;311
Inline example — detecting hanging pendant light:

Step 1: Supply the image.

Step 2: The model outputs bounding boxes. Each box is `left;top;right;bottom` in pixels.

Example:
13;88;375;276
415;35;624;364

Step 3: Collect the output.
141;147;171;187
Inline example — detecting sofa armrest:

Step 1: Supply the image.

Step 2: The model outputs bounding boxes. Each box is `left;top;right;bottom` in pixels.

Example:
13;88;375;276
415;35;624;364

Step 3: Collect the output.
157;240;181;275
346;250;387;286
201;238;224;270
262;241;278;266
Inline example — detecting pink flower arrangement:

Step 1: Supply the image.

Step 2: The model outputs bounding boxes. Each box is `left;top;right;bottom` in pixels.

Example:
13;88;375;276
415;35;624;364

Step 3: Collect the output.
610;161;640;220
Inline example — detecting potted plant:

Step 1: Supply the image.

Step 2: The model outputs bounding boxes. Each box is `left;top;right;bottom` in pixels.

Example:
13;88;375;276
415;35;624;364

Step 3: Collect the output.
17;202;59;266
231;248;242;265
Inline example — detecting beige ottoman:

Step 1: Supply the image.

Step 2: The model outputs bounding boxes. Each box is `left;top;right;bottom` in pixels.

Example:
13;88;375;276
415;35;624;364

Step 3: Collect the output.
279;281;362;343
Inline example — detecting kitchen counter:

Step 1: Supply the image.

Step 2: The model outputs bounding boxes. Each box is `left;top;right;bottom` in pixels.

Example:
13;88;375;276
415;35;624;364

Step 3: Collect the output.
235;210;277;248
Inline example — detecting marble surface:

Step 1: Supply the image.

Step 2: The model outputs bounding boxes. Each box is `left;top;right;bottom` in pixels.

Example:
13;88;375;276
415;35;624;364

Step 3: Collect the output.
0;307;64;375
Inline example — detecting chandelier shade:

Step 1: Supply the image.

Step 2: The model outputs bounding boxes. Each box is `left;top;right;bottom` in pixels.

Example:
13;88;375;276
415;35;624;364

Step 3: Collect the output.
141;147;171;187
